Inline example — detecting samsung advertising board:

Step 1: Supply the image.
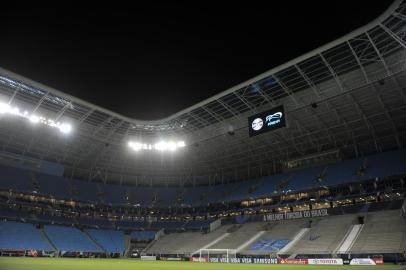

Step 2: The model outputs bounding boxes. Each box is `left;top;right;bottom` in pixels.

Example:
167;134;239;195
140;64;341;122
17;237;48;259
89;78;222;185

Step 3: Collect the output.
248;105;286;137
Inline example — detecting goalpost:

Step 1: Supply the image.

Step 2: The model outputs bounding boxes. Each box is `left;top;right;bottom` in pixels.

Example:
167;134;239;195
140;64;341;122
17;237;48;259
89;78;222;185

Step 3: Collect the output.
198;249;236;263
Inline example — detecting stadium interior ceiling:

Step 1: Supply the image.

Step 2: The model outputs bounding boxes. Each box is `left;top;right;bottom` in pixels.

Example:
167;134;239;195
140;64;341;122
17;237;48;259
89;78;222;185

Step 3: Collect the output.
0;0;406;187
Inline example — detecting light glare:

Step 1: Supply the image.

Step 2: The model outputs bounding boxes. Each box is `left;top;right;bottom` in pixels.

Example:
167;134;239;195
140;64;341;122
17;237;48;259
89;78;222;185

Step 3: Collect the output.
177;141;186;147
128;140;186;152
0;103;11;114
29;115;39;124
0;101;73;134
59;123;72;134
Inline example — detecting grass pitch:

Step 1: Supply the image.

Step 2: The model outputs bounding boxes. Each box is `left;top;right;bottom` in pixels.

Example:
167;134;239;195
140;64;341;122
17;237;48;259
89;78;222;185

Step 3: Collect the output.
0;257;405;270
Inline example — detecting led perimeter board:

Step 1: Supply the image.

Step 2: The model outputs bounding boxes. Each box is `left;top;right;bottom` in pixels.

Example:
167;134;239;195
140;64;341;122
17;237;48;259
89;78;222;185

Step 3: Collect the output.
248;105;286;137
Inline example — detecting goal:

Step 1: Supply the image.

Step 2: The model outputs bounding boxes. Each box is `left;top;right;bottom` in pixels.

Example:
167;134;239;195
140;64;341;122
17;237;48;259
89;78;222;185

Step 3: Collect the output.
198;248;237;263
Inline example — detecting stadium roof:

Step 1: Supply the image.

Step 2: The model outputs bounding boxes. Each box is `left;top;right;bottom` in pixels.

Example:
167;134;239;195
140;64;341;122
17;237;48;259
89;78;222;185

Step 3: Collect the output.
0;0;406;186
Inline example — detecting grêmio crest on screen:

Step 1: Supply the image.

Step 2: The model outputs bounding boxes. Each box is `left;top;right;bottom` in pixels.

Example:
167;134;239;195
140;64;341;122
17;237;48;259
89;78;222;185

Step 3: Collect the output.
248;105;286;137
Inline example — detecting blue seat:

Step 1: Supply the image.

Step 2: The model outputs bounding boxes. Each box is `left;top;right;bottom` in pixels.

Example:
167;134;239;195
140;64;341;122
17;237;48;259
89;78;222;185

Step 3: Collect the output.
86;229;125;253
250;239;290;251
0;149;404;207
130;230;155;241
0;221;52;251
44;225;101;252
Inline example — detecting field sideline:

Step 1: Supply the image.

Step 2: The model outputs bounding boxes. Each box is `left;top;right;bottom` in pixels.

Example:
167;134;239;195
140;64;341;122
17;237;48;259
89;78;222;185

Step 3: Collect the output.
0;258;406;270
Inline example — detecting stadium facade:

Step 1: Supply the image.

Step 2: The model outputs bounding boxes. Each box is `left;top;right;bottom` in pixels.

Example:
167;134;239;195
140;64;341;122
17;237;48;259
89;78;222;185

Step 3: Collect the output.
0;0;405;264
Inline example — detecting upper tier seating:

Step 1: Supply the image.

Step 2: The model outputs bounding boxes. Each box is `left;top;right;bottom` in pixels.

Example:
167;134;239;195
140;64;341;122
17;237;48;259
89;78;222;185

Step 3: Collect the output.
0;221;52;251
0;149;404;207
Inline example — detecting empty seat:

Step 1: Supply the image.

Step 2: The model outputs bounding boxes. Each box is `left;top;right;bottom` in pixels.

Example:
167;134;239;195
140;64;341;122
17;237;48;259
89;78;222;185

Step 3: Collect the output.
44;225;101;252
0;221;52;251
86;229;125;253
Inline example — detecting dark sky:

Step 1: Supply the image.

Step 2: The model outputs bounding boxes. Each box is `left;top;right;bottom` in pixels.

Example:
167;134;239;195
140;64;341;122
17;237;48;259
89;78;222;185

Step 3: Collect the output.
1;1;393;120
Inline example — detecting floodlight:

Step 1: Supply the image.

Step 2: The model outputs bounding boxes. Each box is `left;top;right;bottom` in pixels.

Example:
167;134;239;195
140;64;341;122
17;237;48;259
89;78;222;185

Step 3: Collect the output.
0;101;74;134
128;141;143;151
59;123;72;134
129;140;186;152
0;102;10;114
154;141;166;151
10;107;20;115
177;141;186;147
29;115;40;124
168;141;177;151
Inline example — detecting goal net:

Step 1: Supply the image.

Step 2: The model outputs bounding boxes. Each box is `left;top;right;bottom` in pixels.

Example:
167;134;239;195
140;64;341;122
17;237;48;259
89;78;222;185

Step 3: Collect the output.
198;249;237;263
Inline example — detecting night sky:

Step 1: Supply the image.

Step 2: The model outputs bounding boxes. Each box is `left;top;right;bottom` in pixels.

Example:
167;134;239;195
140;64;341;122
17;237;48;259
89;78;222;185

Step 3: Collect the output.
1;1;393;120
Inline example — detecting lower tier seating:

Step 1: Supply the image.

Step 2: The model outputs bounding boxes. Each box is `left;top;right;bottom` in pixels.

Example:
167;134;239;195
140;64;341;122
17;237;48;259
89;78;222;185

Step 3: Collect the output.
0;221;52;251
146;209;406;255
43;225;101;252
86;229;125;254
350;210;406;253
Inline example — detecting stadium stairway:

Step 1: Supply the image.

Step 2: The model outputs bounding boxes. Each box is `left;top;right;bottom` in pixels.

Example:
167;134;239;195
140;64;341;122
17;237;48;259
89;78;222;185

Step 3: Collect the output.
209;222;266;250
146;225;232;255
142;239;157;255
0;221;54;251
283;214;355;255
335;224;364;254
124;234;132;257
141;229;164;255
277;228;309;255
40;228;57;252
240;220;302;255
83;230;107;253
43;225;102;252
192;232;231;254
349;210;406;253
235;231;266;253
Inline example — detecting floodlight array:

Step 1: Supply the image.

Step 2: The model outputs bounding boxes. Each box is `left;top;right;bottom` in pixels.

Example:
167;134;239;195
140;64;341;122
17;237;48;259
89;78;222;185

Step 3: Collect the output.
128;140;186;152
0;101;72;134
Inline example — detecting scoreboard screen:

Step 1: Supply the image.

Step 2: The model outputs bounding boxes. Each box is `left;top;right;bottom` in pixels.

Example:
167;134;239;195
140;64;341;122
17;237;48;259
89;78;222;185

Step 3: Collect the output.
248;105;286;137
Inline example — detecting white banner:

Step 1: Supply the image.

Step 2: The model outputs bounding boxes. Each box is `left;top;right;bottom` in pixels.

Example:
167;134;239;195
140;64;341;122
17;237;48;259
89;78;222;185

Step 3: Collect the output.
166;258;182;261
190;257;207;262
350;258;376;265
141;255;157;261
308;259;343;265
